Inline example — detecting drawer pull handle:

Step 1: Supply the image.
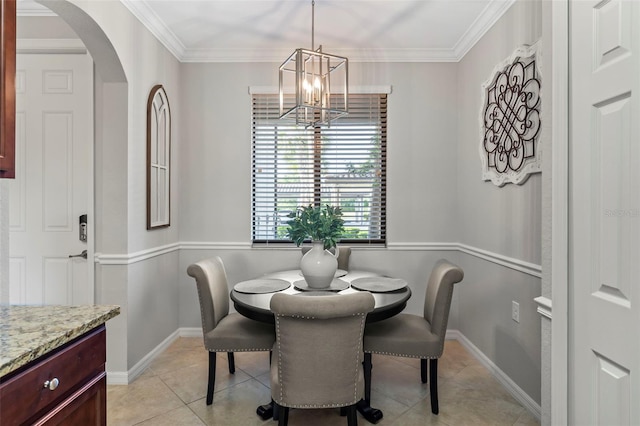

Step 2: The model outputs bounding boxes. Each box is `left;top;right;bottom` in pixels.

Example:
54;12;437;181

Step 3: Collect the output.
44;378;60;391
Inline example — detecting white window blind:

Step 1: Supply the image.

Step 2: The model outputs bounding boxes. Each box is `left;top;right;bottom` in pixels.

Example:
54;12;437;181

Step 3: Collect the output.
252;93;387;245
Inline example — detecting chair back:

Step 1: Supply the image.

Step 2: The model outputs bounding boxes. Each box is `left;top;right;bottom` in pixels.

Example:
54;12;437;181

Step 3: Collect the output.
301;245;351;270
423;259;464;342
270;292;374;408
187;256;230;334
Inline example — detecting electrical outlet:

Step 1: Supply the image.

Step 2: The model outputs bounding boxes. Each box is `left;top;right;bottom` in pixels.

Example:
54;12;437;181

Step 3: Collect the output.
512;301;520;323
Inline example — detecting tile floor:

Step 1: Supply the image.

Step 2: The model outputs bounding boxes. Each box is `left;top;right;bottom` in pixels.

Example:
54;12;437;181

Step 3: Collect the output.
107;338;540;426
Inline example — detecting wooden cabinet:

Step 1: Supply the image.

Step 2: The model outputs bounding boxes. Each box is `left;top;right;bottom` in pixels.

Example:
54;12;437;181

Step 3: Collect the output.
0;326;107;425
0;0;16;178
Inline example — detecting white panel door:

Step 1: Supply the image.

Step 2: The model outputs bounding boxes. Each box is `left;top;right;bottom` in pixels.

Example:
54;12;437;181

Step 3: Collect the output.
9;53;93;305
570;0;640;424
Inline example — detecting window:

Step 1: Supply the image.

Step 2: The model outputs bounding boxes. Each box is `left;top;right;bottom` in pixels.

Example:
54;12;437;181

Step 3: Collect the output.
252;93;387;245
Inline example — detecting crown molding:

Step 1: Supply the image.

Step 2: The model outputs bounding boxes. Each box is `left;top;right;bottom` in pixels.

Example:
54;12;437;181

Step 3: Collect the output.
121;0;516;63
180;47;462;64
120;0;186;60
452;0;516;60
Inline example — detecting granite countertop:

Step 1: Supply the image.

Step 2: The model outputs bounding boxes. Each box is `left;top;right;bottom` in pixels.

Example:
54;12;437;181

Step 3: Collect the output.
0;305;120;378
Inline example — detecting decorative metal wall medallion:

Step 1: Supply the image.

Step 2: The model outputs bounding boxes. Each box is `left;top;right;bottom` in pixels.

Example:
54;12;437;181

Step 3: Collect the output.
480;42;541;186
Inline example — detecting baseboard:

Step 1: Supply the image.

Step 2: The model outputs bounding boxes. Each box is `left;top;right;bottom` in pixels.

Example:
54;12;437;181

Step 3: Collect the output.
107;325;541;423
107;327;542;420
448;330;542;421
179;327;203;338
106;327;201;385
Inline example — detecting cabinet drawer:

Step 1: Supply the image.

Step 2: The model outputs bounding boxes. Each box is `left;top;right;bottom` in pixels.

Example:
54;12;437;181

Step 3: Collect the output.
0;326;106;426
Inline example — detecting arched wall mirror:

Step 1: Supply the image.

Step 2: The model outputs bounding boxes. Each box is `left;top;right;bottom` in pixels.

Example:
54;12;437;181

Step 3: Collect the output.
147;84;171;229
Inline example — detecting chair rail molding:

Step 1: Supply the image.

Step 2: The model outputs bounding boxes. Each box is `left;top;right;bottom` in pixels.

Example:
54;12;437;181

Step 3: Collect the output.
534;296;552;320
95;242;180;265
95;241;541;278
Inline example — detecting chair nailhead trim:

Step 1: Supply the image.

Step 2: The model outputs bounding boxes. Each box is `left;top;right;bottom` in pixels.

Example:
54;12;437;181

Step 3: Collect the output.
275;312;368;408
208;348;272;352
363;351;440;359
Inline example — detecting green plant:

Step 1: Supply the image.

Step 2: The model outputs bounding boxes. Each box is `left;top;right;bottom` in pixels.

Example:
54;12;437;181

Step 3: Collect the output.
286;204;345;250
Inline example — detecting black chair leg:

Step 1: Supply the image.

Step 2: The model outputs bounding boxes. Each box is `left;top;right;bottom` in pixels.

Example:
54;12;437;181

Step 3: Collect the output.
206;351;216;405
429;358;439;414
273;400;279;421
227;352;235;374
277;404;289;426
420;358;428;383
363;352;372;404
347;404;358;426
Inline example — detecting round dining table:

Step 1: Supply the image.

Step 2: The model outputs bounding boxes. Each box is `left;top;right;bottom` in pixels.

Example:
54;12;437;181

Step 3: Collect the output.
230;269;412;424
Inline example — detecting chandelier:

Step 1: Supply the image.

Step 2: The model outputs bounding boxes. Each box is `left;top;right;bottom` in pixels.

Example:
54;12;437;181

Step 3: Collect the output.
279;0;349;127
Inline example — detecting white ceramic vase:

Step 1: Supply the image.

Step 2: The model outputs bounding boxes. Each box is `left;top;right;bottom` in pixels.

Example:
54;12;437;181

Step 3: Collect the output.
300;241;339;289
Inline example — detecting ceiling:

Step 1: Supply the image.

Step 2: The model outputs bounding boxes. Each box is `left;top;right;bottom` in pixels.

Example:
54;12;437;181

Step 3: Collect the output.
18;0;516;63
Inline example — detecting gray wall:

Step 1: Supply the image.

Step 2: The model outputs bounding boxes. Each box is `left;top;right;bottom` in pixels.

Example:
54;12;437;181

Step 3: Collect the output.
455;0;542;404
178;62;460;244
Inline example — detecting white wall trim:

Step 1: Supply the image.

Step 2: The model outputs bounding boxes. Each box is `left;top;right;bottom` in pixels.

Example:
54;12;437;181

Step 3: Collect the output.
96;241;542;278
179;327;203;338
534;296;552;320
95;242;180;265
450;330;542;421
107;328;180;385
17;39;87;55
550;1;569;424
181;241;252;251
452;0;516;61
108;325;540;422
120;0;514;63
120;0;186;60
458;243;542;277
386;242;458;251
16;2;57;17
106;327;203;385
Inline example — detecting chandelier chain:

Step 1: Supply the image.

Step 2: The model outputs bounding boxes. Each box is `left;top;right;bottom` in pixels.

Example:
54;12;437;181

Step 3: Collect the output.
311;0;315;51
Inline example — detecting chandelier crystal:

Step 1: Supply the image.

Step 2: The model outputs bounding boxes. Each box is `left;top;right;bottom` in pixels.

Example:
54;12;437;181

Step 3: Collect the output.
279;1;348;127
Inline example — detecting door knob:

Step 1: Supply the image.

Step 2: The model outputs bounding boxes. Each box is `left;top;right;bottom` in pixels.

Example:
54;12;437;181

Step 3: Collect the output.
69;250;87;259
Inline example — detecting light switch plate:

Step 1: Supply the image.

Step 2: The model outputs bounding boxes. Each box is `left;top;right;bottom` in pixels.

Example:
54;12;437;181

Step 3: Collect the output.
512;301;520;323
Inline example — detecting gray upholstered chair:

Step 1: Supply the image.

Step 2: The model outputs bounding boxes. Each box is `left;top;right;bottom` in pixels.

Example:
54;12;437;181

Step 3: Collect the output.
270;292;375;426
187;256;276;405
301;245;351;270
363;259;464;415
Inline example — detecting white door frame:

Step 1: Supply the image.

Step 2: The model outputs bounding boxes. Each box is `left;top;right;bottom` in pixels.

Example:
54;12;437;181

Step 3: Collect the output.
550;0;569;424
12;39;95;304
